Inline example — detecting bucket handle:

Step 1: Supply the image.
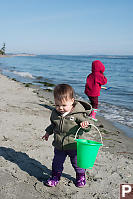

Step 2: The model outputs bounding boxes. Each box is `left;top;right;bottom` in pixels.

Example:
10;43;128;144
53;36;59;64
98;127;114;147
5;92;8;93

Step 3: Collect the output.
74;124;103;146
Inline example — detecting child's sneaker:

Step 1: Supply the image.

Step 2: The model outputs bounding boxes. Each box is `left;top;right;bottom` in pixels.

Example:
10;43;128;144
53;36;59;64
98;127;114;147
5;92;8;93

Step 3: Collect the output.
76;173;86;188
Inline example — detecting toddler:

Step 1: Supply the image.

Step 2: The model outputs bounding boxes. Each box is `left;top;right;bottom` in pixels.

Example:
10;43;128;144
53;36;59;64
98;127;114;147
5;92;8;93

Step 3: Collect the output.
85;60;107;121
42;84;92;187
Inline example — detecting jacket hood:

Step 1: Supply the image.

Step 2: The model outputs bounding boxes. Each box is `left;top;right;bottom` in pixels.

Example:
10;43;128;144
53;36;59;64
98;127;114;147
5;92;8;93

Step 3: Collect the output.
71;100;92;115
92;60;105;73
54;100;92;116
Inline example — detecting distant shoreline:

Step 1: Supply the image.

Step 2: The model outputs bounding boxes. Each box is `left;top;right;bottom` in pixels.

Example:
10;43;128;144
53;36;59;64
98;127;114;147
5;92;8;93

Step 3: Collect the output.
0;53;36;58
1;54;133;58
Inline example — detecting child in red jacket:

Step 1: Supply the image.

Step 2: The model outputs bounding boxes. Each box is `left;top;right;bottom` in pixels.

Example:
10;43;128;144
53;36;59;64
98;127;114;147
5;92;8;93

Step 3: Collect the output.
85;60;107;121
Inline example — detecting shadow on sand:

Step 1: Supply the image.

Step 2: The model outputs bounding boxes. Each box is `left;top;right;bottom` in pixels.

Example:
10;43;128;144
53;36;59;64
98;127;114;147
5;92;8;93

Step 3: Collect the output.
0;147;75;183
39;103;54;111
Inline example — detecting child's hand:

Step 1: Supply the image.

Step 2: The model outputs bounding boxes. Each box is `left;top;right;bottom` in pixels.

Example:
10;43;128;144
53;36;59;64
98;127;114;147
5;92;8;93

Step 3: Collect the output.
80;121;90;129
42;132;49;141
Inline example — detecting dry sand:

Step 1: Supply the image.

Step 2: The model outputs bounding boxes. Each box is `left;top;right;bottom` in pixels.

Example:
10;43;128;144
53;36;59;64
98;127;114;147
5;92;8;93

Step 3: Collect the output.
0;74;133;199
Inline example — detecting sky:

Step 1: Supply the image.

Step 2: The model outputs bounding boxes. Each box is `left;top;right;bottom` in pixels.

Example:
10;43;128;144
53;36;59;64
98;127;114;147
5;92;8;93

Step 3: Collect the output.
0;0;133;55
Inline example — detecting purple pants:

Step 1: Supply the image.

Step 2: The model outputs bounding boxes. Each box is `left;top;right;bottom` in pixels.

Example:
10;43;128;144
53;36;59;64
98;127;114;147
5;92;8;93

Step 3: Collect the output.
52;148;85;176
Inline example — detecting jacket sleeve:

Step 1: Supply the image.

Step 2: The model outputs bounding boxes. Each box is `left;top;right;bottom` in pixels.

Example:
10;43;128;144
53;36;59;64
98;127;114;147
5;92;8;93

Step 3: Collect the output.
84;75;93;95
45;112;55;135
75;112;92;125
97;74;107;85
75;113;92;133
45;122;55;135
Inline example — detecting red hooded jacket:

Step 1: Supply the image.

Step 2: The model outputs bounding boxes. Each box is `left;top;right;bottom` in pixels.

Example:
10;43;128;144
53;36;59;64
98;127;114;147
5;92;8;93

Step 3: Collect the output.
85;60;107;97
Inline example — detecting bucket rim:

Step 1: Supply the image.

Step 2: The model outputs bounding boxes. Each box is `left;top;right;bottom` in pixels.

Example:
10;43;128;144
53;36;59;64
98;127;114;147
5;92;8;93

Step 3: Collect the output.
75;138;103;146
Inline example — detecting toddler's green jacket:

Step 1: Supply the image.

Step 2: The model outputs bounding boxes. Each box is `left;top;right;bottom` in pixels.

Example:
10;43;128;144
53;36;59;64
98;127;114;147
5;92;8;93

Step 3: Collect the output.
45;100;93;150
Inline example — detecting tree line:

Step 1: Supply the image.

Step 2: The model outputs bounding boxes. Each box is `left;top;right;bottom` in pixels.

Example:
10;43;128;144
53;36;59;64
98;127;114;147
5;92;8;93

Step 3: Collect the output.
0;43;6;55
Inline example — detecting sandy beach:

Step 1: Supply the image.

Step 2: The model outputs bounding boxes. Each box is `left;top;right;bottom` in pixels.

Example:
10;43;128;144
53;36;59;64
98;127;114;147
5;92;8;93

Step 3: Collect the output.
0;74;133;199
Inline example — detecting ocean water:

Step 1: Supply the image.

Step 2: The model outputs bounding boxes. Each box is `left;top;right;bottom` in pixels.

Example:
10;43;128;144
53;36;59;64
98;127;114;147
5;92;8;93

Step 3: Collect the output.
0;55;133;137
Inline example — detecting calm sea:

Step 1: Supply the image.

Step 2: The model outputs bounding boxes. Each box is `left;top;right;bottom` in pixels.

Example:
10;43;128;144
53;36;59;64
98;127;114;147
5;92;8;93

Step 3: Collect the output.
0;55;133;137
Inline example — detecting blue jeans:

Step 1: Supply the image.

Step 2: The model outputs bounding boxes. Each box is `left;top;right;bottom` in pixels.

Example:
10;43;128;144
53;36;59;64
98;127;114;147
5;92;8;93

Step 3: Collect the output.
52;148;85;176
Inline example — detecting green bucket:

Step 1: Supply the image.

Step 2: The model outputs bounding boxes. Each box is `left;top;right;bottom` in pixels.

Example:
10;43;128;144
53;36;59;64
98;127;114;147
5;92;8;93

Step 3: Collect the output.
75;139;102;169
74;124;103;169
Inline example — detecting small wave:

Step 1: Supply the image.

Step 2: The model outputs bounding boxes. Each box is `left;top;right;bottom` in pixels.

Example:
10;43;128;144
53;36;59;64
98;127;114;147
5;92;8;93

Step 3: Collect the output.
36;76;44;80
99;102;133;128
13;71;34;79
128;68;133;73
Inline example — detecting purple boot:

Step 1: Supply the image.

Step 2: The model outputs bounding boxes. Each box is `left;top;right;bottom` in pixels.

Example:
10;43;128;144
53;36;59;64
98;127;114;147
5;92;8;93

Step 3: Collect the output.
45;176;59;187
76;173;86;188
45;172;61;187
